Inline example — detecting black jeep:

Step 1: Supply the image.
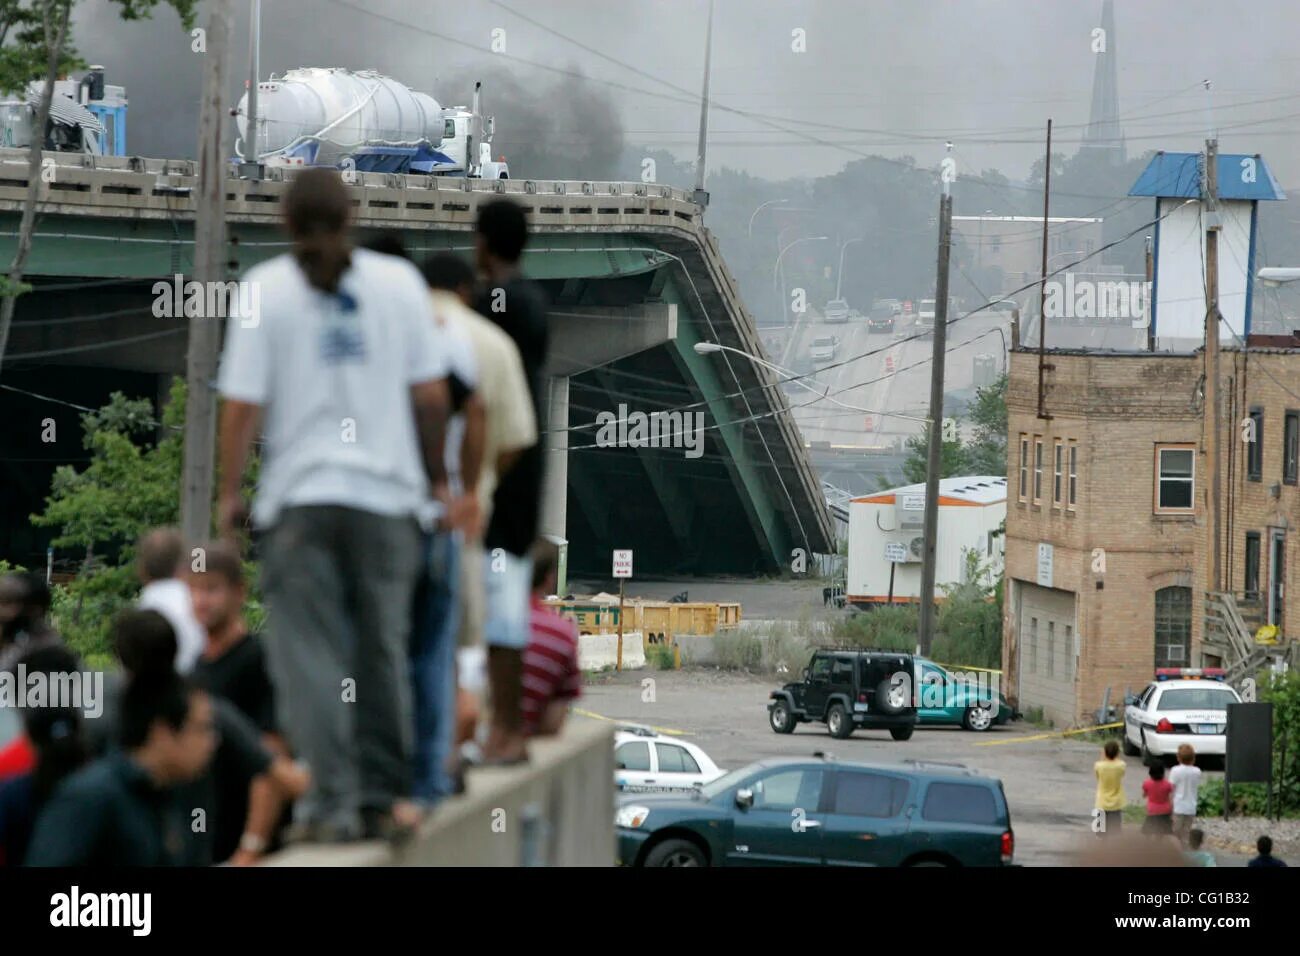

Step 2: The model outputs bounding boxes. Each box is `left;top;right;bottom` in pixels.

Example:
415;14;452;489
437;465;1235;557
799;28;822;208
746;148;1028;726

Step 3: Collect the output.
767;648;917;740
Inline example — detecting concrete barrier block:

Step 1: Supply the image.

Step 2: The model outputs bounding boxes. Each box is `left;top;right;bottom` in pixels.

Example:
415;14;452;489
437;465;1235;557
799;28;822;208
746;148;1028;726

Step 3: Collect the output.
578;632;646;671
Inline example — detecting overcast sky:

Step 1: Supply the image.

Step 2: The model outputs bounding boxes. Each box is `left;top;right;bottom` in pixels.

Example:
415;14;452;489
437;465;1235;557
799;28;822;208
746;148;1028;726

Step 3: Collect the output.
77;0;1300;186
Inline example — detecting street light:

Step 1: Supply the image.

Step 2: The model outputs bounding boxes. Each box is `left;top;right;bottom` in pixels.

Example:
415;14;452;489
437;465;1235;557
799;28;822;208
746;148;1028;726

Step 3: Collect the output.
748;198;789;238
773;235;829;326
693;341;931;424
835;237;864;301
1258;267;1300;287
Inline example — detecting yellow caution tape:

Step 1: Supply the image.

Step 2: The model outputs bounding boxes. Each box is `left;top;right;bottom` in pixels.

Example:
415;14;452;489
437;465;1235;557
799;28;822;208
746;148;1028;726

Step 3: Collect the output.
972;721;1123;746
573;707;693;737
932;662;1003;675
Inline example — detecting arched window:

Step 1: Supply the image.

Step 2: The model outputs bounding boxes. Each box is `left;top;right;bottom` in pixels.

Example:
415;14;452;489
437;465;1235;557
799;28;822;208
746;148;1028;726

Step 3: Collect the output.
1154;586;1192;668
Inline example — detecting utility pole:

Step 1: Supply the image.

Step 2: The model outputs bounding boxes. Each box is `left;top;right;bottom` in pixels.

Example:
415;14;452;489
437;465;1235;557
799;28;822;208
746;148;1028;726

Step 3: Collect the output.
180;0;234;544
1204;138;1223;593
1036;119;1054;421
918;163;954;656
692;0;713;209
243;0;261;163
1145;234;1155;352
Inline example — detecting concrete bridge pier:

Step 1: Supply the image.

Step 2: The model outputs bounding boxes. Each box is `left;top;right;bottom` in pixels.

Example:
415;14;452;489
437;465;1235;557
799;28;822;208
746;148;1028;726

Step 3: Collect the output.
541;374;569;547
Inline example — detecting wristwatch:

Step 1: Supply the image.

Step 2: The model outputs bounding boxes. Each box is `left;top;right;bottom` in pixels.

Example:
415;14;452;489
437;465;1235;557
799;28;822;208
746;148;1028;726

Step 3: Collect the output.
239;833;267;854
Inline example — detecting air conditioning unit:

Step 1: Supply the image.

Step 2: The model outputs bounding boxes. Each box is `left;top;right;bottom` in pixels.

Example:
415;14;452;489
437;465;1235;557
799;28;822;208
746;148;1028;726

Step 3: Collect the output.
908;536;925;560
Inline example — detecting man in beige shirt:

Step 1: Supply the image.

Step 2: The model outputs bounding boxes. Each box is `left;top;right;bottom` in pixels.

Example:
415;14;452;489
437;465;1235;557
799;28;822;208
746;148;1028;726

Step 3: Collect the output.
421;253;537;778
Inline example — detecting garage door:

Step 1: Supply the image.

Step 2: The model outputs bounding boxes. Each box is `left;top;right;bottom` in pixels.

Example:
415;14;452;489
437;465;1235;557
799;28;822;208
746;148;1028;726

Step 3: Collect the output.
1017;582;1078;727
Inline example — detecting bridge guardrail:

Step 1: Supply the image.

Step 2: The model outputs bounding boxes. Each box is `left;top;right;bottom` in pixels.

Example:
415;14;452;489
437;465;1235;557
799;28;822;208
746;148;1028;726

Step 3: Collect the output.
0;148;699;229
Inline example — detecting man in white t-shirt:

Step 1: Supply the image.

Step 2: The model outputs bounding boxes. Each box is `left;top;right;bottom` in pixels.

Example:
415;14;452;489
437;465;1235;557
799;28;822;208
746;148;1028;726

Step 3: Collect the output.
215;169;452;841
135;527;206;675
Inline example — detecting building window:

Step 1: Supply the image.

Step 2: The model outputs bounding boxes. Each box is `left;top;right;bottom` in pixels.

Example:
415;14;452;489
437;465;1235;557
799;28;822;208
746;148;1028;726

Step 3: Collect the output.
1154;586;1192;668
1033;438;1044;504
1285;411;1299;485
1019;435;1029;502
1247;407;1264;481
1065;624;1074;677
1068;442;1078;510
1155;445;1195;512
1028;617;1038;674
1245;531;1261;601
1046;621;1055;677
1053;440;1064;508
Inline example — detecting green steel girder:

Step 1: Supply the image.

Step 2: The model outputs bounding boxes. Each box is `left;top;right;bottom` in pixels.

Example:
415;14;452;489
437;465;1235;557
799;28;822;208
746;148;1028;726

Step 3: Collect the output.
656;275;793;569
0;212;674;280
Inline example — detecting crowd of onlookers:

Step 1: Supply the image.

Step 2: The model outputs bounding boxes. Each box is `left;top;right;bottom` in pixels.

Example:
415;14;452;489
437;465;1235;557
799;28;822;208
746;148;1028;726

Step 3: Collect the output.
0;174;581;864
1093;739;1288;867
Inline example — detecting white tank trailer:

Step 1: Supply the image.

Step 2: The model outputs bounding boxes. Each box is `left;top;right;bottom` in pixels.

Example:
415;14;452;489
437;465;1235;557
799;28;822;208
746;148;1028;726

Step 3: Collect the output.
235;67;508;178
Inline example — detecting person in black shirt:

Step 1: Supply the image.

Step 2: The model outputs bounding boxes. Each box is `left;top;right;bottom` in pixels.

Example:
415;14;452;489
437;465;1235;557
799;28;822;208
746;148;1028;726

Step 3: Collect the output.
189;540;278;742
25;673;216;866
84;609;307;865
472;198;549;764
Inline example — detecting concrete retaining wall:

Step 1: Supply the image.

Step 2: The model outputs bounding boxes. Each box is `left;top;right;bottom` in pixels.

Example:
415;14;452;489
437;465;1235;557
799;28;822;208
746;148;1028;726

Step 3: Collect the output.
579;632;646;670
265;718;615;866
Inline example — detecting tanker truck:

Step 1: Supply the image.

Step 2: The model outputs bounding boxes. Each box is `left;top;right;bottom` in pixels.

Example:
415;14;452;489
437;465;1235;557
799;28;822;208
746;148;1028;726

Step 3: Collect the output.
234;67;508;178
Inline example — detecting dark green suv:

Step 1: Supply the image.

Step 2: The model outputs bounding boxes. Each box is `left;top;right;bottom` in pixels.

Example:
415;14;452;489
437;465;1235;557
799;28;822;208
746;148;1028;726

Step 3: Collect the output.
616;755;1015;867
768;648;917;740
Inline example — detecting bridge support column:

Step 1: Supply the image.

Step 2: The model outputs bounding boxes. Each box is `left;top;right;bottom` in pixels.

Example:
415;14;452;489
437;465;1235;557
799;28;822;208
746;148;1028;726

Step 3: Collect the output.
541;374;569;546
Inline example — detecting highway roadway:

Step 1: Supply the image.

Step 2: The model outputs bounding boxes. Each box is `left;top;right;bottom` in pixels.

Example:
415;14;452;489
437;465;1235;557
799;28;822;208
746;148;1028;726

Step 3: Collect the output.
772;306;1015;452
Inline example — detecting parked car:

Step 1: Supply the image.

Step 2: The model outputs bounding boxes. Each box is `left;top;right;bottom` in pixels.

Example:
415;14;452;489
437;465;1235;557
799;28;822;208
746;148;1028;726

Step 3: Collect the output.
615;725;725;793
809;334;840;363
1123;668;1241;763
616;754;1016;867
914;658;1017;731
768;648;917;740
823;298;850;323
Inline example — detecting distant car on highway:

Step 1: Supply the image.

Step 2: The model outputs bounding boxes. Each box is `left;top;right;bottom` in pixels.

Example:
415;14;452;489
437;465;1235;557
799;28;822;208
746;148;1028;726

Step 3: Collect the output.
615;754;1016;867
915;299;937;336
809;334;840;364
823;298;850;323
867;304;895;333
615;725;725;794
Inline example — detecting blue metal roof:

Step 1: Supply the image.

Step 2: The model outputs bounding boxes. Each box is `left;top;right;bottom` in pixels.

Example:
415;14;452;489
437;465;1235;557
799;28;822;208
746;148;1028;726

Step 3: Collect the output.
1129;151;1286;201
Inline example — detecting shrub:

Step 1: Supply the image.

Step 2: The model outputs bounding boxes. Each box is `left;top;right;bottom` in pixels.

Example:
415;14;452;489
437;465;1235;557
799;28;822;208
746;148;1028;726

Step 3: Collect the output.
832;604;916;651
645;642;676;671
713;631;763;671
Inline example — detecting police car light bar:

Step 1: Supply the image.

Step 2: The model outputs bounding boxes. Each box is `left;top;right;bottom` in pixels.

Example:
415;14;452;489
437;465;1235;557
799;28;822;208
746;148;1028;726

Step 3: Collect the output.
1155;667;1226;681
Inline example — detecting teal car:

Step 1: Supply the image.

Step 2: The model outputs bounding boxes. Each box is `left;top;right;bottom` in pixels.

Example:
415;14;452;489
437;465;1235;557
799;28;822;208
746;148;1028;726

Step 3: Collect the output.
616;755;1015;867
914;658;1016;732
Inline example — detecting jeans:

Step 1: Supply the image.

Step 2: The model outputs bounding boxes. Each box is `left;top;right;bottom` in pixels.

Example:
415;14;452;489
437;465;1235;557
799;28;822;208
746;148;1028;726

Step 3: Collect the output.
410;530;461;802
260;505;422;834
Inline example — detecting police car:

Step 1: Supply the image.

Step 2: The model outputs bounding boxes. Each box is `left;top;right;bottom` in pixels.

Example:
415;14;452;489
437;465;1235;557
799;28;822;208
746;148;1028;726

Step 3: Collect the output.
1123;668;1242;762
614;725;725;794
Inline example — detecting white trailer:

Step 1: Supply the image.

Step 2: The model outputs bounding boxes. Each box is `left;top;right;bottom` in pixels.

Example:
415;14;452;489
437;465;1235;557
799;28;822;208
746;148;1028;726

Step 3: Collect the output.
846;476;1006;606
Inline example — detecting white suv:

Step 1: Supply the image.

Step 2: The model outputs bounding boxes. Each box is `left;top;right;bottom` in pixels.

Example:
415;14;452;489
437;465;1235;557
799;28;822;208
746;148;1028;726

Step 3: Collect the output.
1123;669;1242;761
614;726;725;794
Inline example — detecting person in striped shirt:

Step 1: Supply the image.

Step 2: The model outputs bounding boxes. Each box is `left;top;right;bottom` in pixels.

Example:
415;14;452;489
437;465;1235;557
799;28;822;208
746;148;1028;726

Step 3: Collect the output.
522;540;581;738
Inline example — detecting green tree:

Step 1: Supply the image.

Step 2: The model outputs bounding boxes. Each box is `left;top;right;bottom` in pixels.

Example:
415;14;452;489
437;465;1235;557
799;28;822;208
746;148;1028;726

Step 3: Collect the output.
963;373;1008;476
932;549;1002;669
900;430;967;485
31;379;187;659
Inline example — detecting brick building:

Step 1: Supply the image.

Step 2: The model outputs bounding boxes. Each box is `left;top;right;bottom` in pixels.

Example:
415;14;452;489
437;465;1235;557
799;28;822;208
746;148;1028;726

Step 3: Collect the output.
1003;342;1300;727
1003;348;1202;727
